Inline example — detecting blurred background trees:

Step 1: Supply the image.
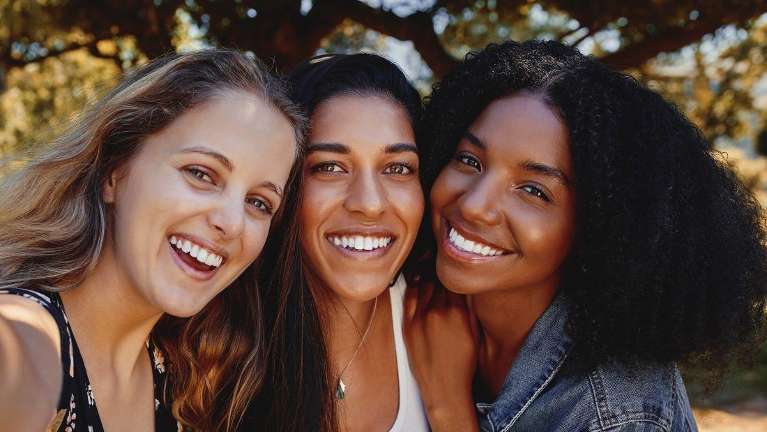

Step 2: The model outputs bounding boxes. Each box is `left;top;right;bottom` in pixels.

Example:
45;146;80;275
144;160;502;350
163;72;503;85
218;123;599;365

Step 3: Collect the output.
1;0;767;423
3;1;767;169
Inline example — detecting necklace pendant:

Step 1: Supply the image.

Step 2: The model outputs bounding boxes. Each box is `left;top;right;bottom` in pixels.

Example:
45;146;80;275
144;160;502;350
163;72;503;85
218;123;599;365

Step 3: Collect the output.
336;378;346;400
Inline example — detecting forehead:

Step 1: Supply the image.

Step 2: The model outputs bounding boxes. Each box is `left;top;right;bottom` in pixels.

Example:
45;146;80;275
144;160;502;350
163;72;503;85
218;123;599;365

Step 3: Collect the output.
468;94;570;170
309;94;415;152
141;92;296;183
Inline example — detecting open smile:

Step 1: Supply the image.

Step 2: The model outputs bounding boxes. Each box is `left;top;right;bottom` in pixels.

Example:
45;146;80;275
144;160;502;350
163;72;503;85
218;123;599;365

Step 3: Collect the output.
442;219;512;261
325;232;396;259
168;235;227;281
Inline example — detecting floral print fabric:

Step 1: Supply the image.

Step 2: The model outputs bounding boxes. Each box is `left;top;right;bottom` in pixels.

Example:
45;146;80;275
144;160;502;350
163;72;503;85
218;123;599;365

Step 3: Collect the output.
0;288;180;432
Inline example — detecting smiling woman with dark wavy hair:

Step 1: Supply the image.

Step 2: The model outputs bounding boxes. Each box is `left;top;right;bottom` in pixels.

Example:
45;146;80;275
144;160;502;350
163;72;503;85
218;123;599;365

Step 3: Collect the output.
404;40;767;432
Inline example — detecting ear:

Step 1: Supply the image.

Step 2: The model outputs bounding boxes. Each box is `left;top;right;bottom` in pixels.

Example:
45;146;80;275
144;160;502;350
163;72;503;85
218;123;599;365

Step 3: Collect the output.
102;170;119;204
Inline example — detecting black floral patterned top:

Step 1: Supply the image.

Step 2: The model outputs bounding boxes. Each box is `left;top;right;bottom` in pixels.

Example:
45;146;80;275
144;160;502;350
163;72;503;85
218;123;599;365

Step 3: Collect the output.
0;288;181;432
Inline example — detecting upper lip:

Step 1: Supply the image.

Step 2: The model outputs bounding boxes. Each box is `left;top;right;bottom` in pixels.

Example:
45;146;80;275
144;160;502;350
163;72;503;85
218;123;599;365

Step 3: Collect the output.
172;233;230;260
445;218;511;253
325;228;397;239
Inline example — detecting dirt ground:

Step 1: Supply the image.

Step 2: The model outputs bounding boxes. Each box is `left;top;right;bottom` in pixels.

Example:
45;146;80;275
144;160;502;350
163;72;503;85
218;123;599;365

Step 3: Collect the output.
694;396;767;432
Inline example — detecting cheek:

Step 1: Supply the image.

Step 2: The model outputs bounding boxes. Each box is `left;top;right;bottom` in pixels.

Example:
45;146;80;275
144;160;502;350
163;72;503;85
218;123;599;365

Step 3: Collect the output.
390;183;424;235
299;179;345;235
513;205;575;264
430;168;471;209
242;220;272;263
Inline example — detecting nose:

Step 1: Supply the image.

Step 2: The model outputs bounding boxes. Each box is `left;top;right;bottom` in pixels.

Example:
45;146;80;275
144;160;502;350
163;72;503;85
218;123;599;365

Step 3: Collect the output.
343;169;387;219
457;174;503;226
207;198;245;240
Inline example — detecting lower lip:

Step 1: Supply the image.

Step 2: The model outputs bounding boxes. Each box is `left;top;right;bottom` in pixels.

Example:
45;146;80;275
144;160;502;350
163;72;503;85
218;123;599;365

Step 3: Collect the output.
168;242;219;281
440;221;508;263
325;238;395;260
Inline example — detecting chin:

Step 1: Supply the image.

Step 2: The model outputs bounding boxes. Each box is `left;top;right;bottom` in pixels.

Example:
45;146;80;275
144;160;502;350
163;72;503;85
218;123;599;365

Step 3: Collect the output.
153;289;215;318
330;274;392;302
436;261;488;295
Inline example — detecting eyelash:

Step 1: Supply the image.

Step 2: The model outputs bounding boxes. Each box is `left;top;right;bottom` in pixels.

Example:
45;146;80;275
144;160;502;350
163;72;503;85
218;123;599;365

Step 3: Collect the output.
455;152;482;171
452;157;551;202
520;184;550;202
184;166;274;215
310;161;416;175
383;162;415;175
247;197;273;215
185;166;214;184
311;161;346;174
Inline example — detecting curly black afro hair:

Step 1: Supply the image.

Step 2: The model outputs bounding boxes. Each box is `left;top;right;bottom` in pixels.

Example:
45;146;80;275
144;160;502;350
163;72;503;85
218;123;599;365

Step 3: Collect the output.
416;40;767;373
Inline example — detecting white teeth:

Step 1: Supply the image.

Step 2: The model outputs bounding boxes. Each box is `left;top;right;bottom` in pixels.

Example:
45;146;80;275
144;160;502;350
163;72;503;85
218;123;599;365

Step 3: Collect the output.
448;228;505;257
169;236;223;269
197;249;209;263
327;235;394;252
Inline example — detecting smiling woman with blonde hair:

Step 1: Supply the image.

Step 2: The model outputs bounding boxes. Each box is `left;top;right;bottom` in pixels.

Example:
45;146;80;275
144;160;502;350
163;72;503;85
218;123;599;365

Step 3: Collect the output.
0;49;305;431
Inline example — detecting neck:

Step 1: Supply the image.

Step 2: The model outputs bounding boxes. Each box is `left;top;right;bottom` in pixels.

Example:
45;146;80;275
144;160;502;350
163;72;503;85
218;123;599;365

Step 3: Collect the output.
59;242;162;384
325;294;379;366
470;277;558;394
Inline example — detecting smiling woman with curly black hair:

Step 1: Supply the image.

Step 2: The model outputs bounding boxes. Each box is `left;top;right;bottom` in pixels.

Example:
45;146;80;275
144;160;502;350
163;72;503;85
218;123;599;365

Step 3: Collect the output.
403;40;767;432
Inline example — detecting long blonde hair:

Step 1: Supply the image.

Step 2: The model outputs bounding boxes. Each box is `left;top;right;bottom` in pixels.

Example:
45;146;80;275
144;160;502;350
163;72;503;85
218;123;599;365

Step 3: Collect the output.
0;49;306;431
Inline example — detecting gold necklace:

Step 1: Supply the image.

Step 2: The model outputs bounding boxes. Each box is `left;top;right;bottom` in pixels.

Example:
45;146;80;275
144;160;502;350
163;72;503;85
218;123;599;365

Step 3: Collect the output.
335;296;378;400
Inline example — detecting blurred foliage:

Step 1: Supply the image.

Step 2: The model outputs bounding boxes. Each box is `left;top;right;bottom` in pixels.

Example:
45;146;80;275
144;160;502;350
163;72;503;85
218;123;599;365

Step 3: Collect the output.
0;49;120;166
0;0;766;407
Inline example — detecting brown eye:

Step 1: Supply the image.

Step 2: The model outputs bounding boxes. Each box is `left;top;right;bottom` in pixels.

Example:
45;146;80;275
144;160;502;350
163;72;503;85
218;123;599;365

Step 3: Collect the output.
455;152;482;172
383;163;414;175
311;162;346;173
521;184;550;202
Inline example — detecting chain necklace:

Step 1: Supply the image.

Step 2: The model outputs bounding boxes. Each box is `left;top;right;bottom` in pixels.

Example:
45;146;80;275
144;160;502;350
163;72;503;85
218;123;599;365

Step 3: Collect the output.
335;296;378;400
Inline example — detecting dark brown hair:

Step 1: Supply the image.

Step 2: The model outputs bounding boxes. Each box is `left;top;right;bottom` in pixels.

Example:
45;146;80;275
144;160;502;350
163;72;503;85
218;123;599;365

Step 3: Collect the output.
247;53;422;432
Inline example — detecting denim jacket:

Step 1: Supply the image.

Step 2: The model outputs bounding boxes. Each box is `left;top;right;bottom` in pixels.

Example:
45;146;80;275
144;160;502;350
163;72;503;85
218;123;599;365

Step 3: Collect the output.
476;295;698;432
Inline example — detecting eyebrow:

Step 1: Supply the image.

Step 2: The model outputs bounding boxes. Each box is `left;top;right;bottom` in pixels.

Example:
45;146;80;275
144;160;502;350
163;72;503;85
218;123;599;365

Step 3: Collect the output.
261;181;283;198
385;143;418;154
308;142;418;155
180;146;233;171
307;143;349;154
182;146;283;197
463;131;486;149
520;160;572;187
464;133;571;186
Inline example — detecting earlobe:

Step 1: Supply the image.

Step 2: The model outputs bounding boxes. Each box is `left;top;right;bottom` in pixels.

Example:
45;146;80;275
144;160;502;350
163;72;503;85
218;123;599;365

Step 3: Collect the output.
102;171;117;203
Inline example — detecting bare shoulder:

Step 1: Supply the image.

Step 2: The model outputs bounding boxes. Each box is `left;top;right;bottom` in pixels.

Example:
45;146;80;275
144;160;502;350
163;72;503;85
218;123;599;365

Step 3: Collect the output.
0;291;64;429
0;293;62;355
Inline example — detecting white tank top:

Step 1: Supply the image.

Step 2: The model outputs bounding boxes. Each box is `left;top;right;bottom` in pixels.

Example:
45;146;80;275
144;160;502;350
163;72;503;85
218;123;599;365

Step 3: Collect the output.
388;275;430;432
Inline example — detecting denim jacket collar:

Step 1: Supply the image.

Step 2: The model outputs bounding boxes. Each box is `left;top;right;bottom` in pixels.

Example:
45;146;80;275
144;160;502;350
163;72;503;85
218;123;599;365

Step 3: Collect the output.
476;293;573;431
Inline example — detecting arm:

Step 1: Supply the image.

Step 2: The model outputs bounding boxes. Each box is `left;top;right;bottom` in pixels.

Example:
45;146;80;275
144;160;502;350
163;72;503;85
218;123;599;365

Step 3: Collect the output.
0;296;63;431
403;280;480;432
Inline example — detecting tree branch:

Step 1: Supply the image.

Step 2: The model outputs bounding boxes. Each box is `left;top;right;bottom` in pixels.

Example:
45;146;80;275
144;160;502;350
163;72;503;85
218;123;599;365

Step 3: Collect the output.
2;40;100;68
599;2;767;70
600;19;725;69
337;0;459;76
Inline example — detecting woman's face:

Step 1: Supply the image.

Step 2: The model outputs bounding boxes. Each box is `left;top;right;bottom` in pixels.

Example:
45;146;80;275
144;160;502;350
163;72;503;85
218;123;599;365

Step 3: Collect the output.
103;91;297;317
300;94;423;302
430;94;576;296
